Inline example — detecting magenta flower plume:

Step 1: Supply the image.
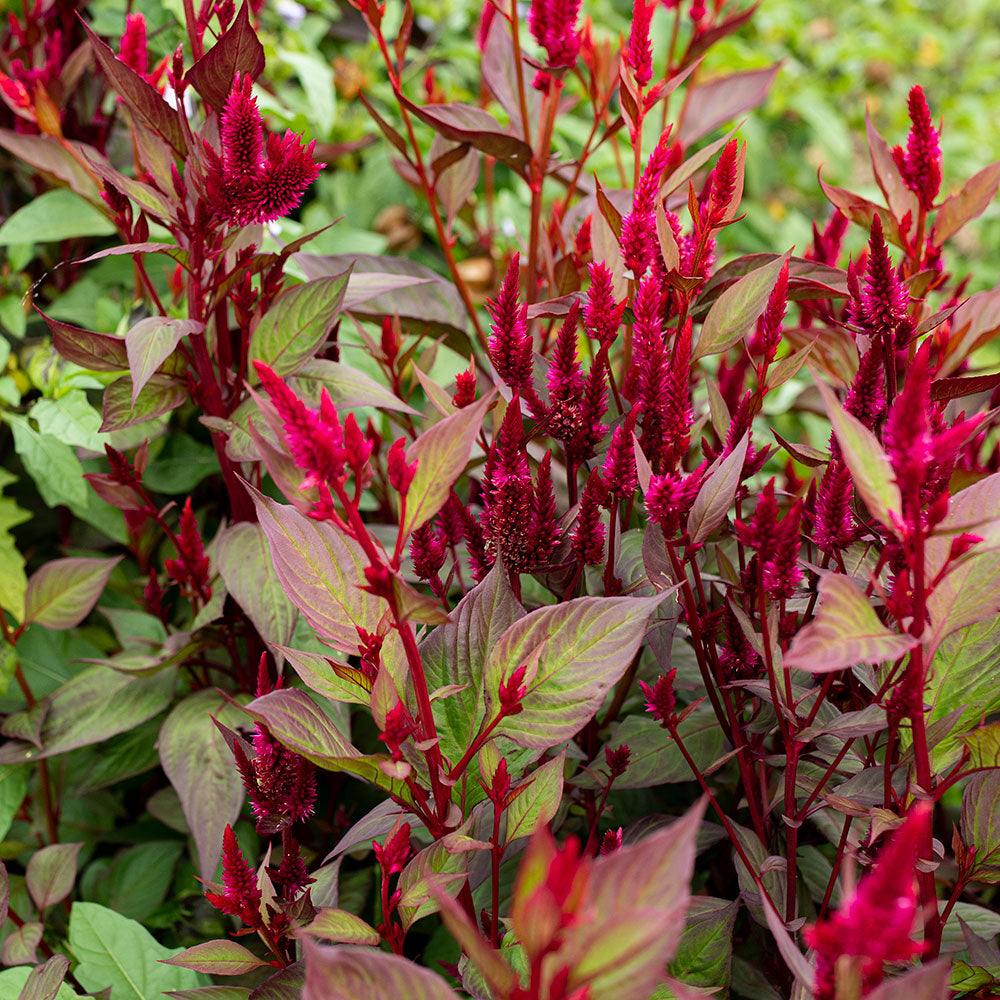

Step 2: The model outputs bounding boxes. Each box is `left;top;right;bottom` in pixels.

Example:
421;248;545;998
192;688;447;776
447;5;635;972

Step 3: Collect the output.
482;400;535;573
604;743;631;778
528;0;582;69
566;354;609;463
410;522;446;579
708;138;740;226
488;254;534;392
639;669;676;726
547;301;585;439
621;131;672;276
452;364;477;408
860;215;908;342
892;86;941;212
164;497;211;600
583;262;624;347
813;461;855;553
234;719;317;830
757;259;789;365
645;466;704;537
205;825;263;928
808;209;849;266
884;342;933;501
736;480;802;599
530;450;562;567
119;13;148;77
374;823;412;877
602;410;639;501
844;348;886;432
571;471;607;565
600;827;623;854
806;805;930;999
627;0;654;86
210;74;323;225
254;130;323;223
254;361;346;490
630;277;671;469
274;841;312;898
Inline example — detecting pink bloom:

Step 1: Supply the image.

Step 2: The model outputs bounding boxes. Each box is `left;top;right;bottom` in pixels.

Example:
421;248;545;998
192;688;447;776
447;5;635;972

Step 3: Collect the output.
387;438;417;495
860;215;908;342
499;664;528;714
571;471;607;565
205;826;263;928
756;259;789;364
602;410;639;501
626;0;654;86
488;255;534;392
583;263;624;347
410;522;446;579
566;357;609;464
639;670;676;725
813;462;855;553
374;823;412;876
892;86;941;211
707;138;740;225
530;450;562;567
119;13;148;78
604;744;631;778
806;805;929;999
528;0;582;68
645;467;704;537
164;497;211;599
452;364;477;407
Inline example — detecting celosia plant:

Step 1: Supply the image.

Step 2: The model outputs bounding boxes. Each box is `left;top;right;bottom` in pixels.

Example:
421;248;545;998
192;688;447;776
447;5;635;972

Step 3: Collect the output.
0;0;999;999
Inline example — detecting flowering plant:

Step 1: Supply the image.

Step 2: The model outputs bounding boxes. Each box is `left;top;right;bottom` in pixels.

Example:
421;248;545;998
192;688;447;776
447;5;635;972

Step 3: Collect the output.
0;0;999;998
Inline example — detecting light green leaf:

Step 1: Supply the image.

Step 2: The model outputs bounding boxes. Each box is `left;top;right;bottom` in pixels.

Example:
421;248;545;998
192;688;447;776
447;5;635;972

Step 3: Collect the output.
293;359;417;413
505;752;564;845
23;557;122;630
0;190;114;246
4;414;87;509
667;898;738;992
299;909;380;946
0;765;27;841
160;941;269;976
486;595;664;749
961;772;1000;884
29;391;105;452
249;270;351;376
68;902;203;1000
0;962;78;1000
782;573;916;673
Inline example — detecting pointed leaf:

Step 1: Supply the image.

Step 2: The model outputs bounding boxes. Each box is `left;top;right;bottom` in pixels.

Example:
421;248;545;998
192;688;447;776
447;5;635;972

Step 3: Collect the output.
687;434;749;542
125;318;203;404
158;690;246;882
694;256;786;361
504;752;564;845
26;843;81;911
782;573;916;673
677;66;779;145
816;379;901;533
249;271;351;377
249;487;381;652
185;3;265;111
486;595;664;749
298;909;380;946
43;312;128;372
402;391;495;536
101;374;187;431
0;189;113;245
931;161;1000;246
15;954;72;1000
160;941;269;976
23;557;121;630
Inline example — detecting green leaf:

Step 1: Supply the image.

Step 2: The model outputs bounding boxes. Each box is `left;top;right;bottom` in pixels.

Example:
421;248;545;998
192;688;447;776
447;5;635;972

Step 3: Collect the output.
0;666;175;764
215;523;298;647
959;720;1000;769
141;435;217;494
100;375;187;432
83;840;183;921
23;558;122;630
667;898;738;992
29;391;105;452
816;379;901;533
68;902;203;1000
402;392;495;537
165;989;249;1000
782;573;917;673
4;414;87;510
26;843;81;911
300;909;380;946
158;690;246;883
420;564;525;766
0;190;114;246
961;772;1000;884
161;941;269;976
249;271;351;376
486;595;664;749
693;256;786;361
125;318;203;404
0;766;27;841
504;752;564;845
293;359;417;413
301;940;460;1000
250;488;381;653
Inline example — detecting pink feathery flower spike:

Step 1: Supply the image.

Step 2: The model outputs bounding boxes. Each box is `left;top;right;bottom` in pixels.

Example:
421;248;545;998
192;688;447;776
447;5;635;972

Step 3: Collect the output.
583;262;624;347
645;466;704;538
571;471;607;565
708;138;740;226
602;410;639;501
164;497;211;600
205;825;263;928
806;804;930;999
626;0;655;86
621;131;672;277
119;13;148;77
528;0;583;69
813;461;855;553
892;85;941;212
860;214;908;342
488;254;534;392
530;450;561;567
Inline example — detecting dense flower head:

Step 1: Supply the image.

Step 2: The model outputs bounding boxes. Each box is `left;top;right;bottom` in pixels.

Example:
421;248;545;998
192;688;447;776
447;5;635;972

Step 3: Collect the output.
547;302;585;439
806;805;929;999
236;722;317;828
528;0;583;69
813;461;856;553
387;437;417;495
708;139;740;226
756;259;789;365
626;0;654;86
571;471;607;565
119;13;148;77
164;497;211;600
583;263;624;347
892;85;941;211
488;254;534;391
604;744;631;778
859;215;908;342
374;823;412;877
736;480;803;599
208;73;323;225
205;825;263;928
499;663;529;714
602;410;639;501
410;521;447;579
452;364;477;408
639;670;676;726
600;828;623;855
529;450;562;567
645;466;704;537
566;356;610;463
844;348;887;432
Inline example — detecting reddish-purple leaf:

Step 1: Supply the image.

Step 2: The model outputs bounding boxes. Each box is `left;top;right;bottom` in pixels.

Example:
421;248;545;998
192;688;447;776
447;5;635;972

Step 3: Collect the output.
2;922;42;966
782;573;917;673
26;843;82;911
100;374;187;432
81;21;186;155
159;690;247;882
677;65;779;145
865;109;919;227
481;17;539;138
818;174;906;248
299;909;381;946
42;311;128;372
395;94;532;174
687;434;749;542
185;3;265;111
938;287;1000;377
302;940;461;1000
16;954;71;1000
161;940;270;976
0;130;99;200
23;557;122;630
930;371;1000;402
932;161;1000;247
